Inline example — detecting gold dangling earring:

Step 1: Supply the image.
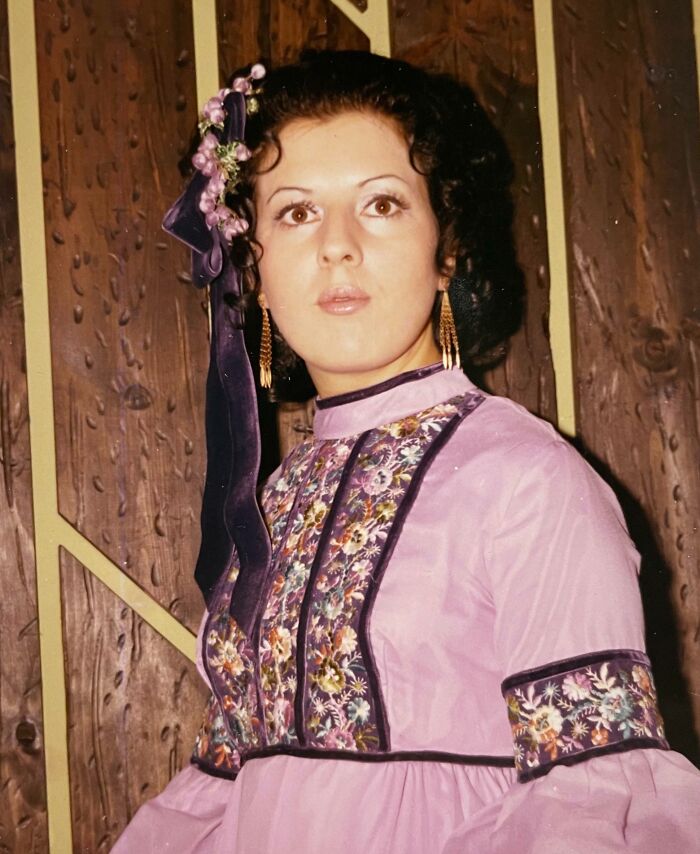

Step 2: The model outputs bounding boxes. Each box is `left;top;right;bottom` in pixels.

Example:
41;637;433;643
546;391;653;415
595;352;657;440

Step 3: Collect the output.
258;294;272;388
439;288;461;370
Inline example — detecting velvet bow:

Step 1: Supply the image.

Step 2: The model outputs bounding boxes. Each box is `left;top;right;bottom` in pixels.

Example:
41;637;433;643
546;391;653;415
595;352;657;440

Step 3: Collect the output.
161;90;271;637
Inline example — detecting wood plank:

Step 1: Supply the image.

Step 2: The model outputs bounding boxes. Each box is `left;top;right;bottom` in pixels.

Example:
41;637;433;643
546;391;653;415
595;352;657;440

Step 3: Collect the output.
34;0;208;633
392;0;557;421
0;0;48;847
60;549;209;850
553;1;700;756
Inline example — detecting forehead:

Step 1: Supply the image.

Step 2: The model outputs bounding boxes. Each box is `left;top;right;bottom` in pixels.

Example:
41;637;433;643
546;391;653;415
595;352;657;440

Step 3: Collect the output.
254;111;418;190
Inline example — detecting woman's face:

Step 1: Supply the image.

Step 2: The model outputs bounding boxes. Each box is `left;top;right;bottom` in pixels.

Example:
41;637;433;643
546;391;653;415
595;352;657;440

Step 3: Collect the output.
254;110;448;397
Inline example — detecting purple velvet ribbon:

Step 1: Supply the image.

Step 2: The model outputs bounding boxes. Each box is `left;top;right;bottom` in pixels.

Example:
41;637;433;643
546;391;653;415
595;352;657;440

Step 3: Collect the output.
161;90;271;636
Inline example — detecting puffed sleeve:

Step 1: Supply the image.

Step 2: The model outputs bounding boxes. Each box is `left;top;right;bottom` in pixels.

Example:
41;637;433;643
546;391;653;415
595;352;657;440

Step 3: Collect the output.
487;439;646;674
450;438;700;853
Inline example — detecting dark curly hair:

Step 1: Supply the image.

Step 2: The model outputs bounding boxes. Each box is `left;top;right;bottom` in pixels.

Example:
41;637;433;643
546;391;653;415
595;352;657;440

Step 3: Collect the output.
223;49;523;400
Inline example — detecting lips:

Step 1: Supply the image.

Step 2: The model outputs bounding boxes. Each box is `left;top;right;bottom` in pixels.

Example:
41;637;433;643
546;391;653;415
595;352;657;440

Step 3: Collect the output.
317;284;370;315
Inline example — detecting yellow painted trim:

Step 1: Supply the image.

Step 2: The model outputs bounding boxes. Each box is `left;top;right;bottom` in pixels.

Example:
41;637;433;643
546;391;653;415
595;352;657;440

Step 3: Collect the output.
329;0;391;56
533;1;577;437
7;1;73;850
192;0;222;114
693;0;700;115
58;519;196;660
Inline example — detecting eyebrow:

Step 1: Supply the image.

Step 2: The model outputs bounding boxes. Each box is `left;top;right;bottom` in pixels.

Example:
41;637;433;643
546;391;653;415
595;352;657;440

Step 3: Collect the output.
358;173;409;187
265;173;409;205
265;186;312;204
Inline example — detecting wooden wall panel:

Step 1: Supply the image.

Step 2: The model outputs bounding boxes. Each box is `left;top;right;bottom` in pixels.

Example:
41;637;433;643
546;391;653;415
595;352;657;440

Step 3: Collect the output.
34;0;207;633
392;0;558;422
553;3;700;756
217;0;370;73
0;0;48;849
60;549;208;850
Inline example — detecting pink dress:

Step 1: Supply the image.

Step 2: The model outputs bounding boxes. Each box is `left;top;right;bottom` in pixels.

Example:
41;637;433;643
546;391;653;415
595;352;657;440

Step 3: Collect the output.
113;365;700;853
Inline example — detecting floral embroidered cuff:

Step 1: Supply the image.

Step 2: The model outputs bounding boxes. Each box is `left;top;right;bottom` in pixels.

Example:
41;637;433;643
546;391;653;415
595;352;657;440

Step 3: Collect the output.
501;649;669;782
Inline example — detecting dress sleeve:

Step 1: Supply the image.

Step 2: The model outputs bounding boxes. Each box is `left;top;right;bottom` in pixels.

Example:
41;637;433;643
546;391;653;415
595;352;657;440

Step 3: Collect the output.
487;439;646;676
472;438;700;853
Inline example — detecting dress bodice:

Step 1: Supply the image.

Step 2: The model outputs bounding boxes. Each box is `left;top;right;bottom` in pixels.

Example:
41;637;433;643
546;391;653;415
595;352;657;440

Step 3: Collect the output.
193;368;509;776
190;365;666;783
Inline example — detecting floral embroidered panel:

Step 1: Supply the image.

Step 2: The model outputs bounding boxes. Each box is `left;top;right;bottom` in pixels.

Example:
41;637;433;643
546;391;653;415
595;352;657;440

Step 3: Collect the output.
502;649;669;782
192;391;485;777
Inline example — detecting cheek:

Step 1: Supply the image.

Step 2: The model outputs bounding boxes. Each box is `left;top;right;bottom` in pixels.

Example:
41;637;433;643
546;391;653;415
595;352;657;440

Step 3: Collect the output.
406;231;440;273
370;233;441;297
258;241;291;305
258;232;313;292
258;269;312;347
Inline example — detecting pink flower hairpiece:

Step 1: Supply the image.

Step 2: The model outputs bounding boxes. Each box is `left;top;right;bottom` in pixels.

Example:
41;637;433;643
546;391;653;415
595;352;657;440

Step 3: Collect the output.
192;63;266;243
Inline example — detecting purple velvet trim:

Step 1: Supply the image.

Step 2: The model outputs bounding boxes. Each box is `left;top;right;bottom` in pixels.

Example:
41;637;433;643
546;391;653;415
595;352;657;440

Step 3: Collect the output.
190;755;238;781
501;648;651;693
161;170;224;287
315;362;445;410
161;89;271;632
294;432;371;745
359;391;486;750
190;746;515;782
239;746;515;768
161;90;244;287
190;744;515;780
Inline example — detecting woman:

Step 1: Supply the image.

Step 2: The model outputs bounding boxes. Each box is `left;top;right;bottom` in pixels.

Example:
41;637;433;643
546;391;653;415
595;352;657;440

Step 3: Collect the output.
114;50;700;852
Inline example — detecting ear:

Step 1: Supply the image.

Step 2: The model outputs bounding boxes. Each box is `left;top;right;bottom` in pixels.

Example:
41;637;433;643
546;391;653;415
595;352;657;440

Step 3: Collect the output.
438;254;457;292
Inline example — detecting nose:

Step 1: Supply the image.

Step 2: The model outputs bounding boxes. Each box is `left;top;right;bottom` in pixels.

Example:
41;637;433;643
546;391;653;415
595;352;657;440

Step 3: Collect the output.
317;209;362;268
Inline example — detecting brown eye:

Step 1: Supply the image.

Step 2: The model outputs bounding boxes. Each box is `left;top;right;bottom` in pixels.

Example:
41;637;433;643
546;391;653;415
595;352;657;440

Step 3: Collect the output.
373;198;393;216
274;202;318;226
366;194;407;218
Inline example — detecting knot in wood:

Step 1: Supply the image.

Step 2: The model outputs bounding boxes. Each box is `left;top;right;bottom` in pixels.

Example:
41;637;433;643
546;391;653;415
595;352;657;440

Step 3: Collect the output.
123;383;152;410
15;719;39;754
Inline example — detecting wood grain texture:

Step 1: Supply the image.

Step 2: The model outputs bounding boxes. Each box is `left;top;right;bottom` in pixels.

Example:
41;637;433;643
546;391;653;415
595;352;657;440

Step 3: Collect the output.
277;399;315;457
0;0;49;849
392;0;557;421
60;549;208;851
216;0;369;75
553;2;700;755
34;0;208;633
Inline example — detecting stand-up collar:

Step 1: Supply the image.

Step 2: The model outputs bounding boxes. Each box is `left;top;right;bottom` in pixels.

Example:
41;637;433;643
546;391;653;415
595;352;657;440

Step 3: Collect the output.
313;363;480;440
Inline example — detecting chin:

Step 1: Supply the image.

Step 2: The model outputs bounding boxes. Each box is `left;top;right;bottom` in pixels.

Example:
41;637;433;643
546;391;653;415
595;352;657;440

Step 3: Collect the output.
307;351;409;377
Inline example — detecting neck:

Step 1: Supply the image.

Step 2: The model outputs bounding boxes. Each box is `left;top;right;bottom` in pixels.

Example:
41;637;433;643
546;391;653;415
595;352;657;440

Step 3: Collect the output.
308;336;442;399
